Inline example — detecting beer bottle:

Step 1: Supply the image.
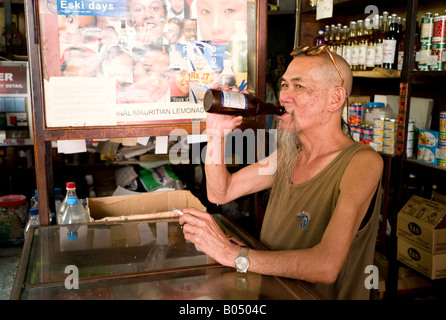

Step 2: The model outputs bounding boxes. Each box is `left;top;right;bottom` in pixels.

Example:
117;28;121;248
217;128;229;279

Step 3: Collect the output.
203;89;285;116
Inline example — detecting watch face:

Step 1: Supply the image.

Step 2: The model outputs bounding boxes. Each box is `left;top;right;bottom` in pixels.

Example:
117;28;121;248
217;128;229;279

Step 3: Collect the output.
236;257;249;270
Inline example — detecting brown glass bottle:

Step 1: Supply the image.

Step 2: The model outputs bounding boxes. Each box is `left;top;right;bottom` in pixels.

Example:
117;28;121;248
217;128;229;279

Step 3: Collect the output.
203;89;285;116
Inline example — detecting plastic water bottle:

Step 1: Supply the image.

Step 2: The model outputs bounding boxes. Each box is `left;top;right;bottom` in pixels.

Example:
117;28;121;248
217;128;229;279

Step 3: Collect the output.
30;189;38;209
24;207;40;233
58;182;89;240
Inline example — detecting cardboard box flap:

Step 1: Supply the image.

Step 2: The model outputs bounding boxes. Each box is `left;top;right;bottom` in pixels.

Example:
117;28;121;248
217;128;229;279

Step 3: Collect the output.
400;195;446;229
87;190;206;220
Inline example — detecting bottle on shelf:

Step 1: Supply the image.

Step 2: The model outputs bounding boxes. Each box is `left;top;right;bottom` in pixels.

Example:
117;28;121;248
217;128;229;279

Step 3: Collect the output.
327;24;336;52
365;18;376;71
349;21;359;70
203;89;285;117
397;17;406;71
333;23;343;57
375;15;386;68
383;14;399;69
374;15;385;68
314;29;325;45
341;25;349;61
24;207;39;234
357;20;367;71
343;21;355;67
324;25;330;44
58;182;89;240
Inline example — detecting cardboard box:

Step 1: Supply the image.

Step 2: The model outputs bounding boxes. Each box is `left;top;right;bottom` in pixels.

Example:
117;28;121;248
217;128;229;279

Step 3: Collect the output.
397;195;446;254
87;190;206;222
397;238;446;280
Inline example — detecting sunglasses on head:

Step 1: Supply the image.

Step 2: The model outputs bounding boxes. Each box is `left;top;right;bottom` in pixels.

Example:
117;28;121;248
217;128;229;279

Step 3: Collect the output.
290;44;344;88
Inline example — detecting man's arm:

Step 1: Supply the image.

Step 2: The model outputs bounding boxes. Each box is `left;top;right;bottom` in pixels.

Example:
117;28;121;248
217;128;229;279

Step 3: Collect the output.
203;83;275;204
204;118;276;204
181;147;383;284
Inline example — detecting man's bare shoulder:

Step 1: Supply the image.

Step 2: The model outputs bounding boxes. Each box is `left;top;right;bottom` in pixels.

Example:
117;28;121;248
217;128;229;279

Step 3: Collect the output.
350;144;384;173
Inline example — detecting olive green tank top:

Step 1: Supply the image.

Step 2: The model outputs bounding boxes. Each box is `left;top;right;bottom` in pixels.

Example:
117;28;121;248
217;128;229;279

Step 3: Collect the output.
260;142;381;300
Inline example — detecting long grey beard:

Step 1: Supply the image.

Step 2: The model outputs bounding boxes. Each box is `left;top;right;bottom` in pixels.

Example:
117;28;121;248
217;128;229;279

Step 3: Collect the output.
269;127;301;214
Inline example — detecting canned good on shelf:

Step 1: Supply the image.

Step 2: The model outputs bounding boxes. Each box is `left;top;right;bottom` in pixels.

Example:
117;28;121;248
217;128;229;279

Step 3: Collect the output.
384;118;397;131
384;138;395;147
384;129;396;140
383;145;395;155
433;14;446;44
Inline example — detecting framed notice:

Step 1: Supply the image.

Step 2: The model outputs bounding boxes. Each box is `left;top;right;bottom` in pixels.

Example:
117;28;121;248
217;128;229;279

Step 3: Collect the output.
37;0;253;127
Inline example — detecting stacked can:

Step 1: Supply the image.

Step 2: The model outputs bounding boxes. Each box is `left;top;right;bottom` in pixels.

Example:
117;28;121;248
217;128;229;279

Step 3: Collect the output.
372;117;384;152
406;118;415;158
383;118;397;154
439;111;446;167
432;11;446;71
419;12;434;71
349;103;363;127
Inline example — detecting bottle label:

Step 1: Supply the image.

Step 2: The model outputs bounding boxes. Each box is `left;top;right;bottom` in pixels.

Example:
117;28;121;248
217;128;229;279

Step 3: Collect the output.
67;196;77;205
397;51;404;70
375;43;384;65
358;45;367;65
221;91;248;110
366;46;376;67
343;45;351;65
351;46;359;65
383;39;397;63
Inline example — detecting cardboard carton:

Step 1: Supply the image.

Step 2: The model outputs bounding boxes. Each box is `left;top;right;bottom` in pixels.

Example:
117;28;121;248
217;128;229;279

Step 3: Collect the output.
397;238;446;280
397;195;446;254
87;190;206;222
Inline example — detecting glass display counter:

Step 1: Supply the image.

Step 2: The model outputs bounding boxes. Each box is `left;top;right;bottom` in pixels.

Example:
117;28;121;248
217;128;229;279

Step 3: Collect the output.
11;214;324;300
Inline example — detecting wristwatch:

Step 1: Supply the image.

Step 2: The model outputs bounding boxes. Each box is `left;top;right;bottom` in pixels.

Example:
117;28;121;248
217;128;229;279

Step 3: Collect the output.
235;246;250;273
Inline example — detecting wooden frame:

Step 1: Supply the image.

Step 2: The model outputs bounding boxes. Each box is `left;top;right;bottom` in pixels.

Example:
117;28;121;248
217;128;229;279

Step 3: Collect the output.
24;0;268;225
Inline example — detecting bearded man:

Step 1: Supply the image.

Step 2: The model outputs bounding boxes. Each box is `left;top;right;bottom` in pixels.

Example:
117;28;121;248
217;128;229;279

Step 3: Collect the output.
179;45;383;300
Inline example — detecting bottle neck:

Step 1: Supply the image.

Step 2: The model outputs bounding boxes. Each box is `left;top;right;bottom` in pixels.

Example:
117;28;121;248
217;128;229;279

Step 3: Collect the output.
66;188;77;197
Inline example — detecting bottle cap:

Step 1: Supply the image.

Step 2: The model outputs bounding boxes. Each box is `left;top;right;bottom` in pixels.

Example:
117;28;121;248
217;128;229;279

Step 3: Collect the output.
66;182;76;189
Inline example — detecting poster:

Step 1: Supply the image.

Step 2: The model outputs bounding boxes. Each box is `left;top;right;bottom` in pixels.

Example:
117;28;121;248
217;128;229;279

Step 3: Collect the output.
39;0;249;127
0;62;32;142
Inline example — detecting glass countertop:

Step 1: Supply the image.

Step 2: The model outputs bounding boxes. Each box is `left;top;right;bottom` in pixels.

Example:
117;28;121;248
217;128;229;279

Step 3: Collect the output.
25;219;216;286
14;214;323;300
